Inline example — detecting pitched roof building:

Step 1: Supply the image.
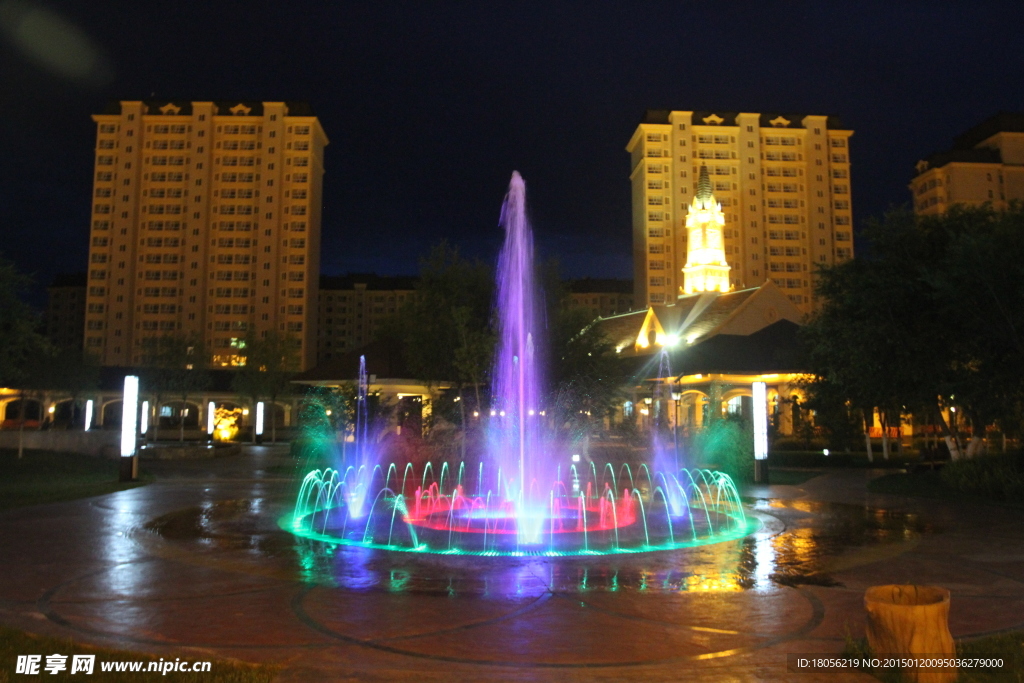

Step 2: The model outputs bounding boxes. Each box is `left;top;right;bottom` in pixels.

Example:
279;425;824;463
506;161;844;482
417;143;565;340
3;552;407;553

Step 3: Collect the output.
594;280;809;434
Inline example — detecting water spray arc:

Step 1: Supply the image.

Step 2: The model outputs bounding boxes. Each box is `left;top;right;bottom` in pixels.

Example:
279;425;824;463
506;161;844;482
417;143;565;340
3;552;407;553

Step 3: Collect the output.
285;172;752;556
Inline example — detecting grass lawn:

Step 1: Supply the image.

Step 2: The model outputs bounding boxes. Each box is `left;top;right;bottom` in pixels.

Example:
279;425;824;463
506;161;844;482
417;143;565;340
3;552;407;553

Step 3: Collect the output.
0;626;278;682
868;470;1024;509
868;470;949;498
0;449;148;511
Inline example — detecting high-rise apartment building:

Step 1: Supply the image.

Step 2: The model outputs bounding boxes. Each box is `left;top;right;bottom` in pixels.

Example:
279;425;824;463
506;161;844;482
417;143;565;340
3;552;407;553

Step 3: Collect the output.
627;110;854;312
911;113;1024;216
84;101;327;370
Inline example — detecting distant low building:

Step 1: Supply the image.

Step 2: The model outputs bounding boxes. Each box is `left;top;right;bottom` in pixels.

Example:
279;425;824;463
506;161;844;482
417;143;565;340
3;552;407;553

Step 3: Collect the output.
294;337;448;439
564;278;633;318
45;273;87;350
317;274;417;364
911;112;1024;215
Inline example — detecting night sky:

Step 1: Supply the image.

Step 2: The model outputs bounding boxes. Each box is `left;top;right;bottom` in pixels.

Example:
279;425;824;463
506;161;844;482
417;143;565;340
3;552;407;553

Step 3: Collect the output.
1;0;1022;303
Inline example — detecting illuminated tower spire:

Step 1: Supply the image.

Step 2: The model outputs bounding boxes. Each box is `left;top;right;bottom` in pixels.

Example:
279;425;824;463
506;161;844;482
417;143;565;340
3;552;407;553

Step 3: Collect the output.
682;165;731;295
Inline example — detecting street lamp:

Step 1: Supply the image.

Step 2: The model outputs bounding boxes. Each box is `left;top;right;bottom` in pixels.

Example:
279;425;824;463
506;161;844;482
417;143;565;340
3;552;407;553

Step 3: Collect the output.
84;399;94;432
671;384;682;472
255;401;265;443
753;381;769;484
207;401;216;441
119;376;139;481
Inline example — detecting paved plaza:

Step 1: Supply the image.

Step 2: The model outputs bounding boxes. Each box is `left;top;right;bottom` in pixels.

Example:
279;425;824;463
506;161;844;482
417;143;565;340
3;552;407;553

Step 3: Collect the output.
2;447;1024;681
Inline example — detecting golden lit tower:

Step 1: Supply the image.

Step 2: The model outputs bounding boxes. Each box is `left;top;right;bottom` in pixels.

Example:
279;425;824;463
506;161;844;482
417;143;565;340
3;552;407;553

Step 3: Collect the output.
627;110;854;312
682;165;730;294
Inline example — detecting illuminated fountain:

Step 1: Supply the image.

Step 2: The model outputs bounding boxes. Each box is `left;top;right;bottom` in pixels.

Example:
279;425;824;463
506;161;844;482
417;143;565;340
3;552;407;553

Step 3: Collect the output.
286;172;752;556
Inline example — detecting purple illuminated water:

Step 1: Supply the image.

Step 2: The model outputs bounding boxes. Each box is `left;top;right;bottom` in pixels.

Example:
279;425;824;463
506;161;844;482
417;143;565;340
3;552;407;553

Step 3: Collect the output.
489;172;546;542
289;172;749;555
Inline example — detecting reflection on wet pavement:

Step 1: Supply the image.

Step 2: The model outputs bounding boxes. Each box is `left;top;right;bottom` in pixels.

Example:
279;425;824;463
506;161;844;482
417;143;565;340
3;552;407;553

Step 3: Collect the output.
9;456;1018;681
141;494;936;597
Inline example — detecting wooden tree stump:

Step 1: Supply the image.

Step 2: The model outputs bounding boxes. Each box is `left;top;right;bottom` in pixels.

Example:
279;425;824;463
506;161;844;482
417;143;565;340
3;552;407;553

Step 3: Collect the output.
865;584;956;683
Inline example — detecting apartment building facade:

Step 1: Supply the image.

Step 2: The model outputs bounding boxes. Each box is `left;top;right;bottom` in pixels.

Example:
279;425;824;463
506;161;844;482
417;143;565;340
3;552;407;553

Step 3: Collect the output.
84;100;327;370
911;113;1024;216
317;275;417;364
627;110;854;312
563;279;634;319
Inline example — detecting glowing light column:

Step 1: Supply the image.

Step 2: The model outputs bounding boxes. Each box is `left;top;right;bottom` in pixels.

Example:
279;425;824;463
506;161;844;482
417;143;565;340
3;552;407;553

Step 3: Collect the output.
207;401;216;442
255;402;264;443
84;400;94;431
752;381;769;484
119;375;140;481
140;400;149;437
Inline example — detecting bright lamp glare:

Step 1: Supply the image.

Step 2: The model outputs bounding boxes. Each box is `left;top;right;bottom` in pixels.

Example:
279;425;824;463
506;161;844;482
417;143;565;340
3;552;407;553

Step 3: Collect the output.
140;400;149;435
207;401;216;435
753;381;768;461
256;402;265;436
84;400;93;431
120;376;139;457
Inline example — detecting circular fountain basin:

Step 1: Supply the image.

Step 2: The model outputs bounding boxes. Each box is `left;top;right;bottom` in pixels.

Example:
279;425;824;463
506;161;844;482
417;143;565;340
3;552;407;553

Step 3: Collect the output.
284;464;756;557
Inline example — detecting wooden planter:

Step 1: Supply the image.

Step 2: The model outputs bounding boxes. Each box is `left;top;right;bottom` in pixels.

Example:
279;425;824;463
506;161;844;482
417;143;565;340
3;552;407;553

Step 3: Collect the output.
865;585;956;683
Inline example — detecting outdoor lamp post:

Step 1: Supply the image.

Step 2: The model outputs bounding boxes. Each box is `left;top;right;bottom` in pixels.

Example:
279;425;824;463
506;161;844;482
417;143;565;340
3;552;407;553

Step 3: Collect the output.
119;375;140;482
84;399;94;432
140;400;149;439
255;401;265;444
753;381;769;484
207;401;216;442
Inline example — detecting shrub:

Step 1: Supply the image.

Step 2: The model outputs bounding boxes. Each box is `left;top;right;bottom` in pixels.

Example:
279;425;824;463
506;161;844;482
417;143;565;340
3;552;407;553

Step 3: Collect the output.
691;418;754;483
940;452;1024;500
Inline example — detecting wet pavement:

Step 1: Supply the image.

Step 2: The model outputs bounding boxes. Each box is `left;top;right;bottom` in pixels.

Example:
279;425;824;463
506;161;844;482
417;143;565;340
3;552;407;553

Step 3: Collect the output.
3;448;1024;681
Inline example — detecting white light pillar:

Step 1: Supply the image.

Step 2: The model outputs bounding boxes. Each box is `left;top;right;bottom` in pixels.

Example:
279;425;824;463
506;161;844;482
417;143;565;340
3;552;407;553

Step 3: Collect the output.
256;402;265;438
121;376;139;457
84;399;94;432
140;400;149;436
207;401;216;437
753;381;769;484
119;376;140;481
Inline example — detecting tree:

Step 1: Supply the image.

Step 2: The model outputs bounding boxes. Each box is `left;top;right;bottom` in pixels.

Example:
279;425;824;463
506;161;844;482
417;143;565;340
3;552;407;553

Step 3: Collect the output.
231;331;300;442
548;306;624;445
803;205;1024;459
394;242;494;390
0;256;52;457
380;242;495;454
140;334;210;441
0;255;45;389
22;345;100;428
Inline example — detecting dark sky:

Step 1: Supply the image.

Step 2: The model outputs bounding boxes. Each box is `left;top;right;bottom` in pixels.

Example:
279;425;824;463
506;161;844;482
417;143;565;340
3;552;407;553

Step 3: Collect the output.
1;0;1022;303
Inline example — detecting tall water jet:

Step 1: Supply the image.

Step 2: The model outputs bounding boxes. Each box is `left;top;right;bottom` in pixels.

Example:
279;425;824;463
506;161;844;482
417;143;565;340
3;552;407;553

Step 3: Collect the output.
286;171;752;556
490;171;545;543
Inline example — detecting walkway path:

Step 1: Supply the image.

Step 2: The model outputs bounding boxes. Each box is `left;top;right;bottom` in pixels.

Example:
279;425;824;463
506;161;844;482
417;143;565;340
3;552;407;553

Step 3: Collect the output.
2;450;1023;681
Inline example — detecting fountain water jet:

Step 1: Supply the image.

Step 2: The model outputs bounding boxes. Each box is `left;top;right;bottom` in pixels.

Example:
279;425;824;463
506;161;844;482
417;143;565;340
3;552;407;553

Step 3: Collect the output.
285;172;753;555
